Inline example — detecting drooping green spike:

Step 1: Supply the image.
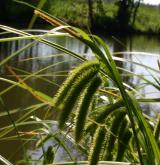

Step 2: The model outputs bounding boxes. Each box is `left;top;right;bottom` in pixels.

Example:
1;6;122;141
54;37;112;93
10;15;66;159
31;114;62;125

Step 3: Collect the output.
54;60;99;107
58;64;100;129
154;114;160;141
116;129;132;161
104;109;126;160
43;146;55;164
75;76;102;143
88;126;106;165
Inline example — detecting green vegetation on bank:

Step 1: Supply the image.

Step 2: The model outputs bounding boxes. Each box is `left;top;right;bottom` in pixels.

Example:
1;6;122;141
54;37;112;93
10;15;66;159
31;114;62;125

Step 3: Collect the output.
1;0;160;34
134;4;160;33
48;1;160;34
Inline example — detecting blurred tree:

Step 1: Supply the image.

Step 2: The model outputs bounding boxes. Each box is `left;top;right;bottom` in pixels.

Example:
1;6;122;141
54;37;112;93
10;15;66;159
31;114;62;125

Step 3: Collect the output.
87;0;94;29
96;0;105;16
0;0;14;23
87;0;106;29
115;0;134;30
115;0;141;30
0;0;34;24
132;0;141;25
0;0;49;27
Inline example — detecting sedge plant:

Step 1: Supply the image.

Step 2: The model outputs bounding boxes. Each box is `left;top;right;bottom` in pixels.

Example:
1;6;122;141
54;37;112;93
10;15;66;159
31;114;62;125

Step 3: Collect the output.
0;1;160;165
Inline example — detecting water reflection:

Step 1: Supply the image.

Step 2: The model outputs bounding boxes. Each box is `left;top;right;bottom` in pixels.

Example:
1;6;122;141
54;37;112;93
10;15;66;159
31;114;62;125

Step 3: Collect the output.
0;33;160;163
0;35;91;163
112;35;134;86
107;35;160;116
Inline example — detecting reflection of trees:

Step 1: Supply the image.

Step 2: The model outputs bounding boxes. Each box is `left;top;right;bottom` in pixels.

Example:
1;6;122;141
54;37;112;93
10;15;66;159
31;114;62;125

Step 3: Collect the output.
0;35;87;93
113;36;134;86
113;37;126;69
126;35;134;86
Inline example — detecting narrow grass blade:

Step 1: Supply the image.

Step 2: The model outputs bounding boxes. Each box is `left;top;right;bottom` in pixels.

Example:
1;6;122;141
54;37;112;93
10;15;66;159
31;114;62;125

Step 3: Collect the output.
0;155;13;165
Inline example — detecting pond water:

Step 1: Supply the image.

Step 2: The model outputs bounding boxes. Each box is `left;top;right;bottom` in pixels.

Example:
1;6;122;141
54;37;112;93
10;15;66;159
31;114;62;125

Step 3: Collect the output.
0;32;160;164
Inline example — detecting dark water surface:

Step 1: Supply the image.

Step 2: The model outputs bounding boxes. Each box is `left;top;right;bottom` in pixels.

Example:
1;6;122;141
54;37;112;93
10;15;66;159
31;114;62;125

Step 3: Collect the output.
0;33;160;163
